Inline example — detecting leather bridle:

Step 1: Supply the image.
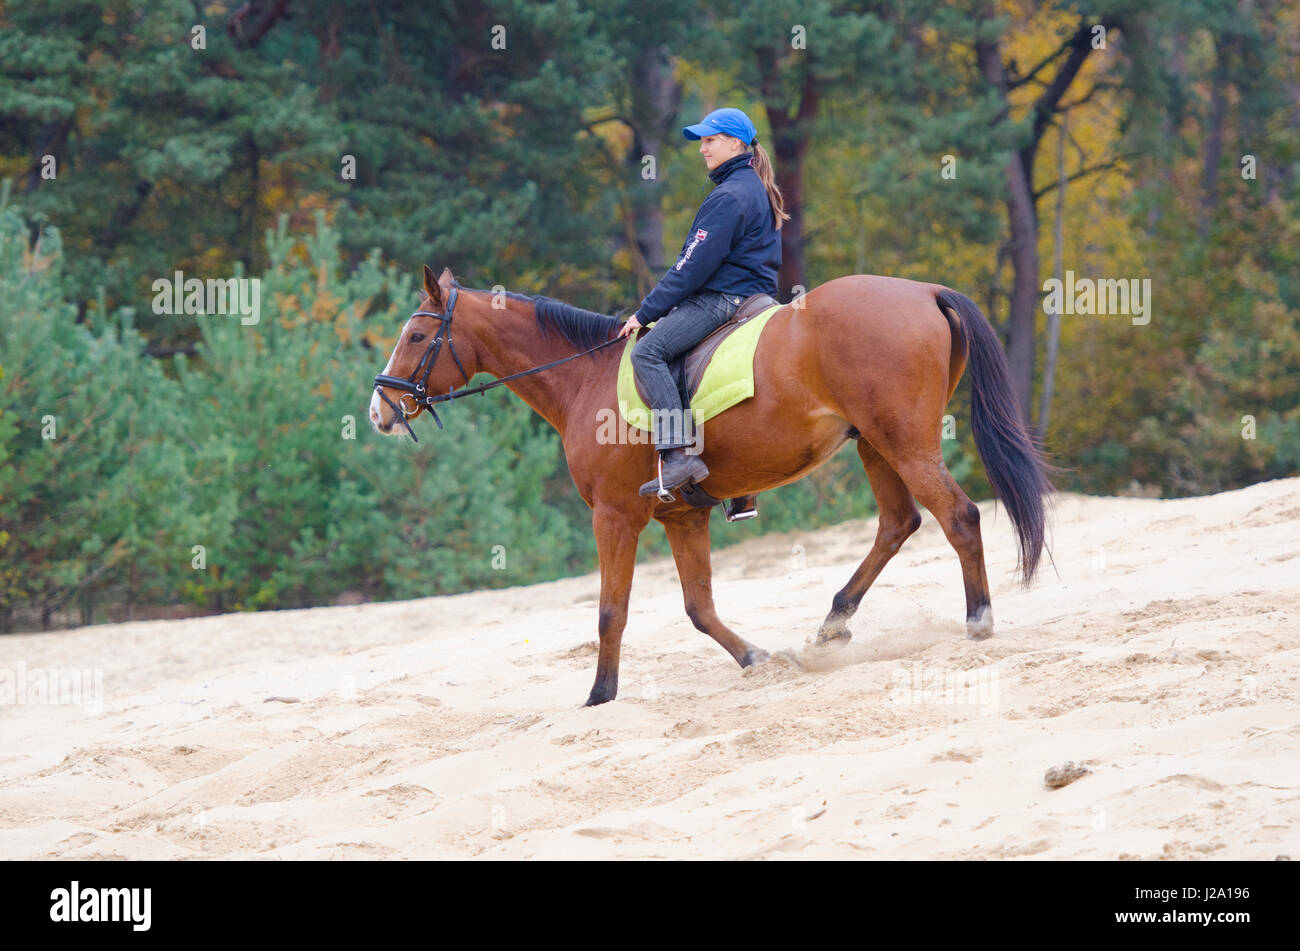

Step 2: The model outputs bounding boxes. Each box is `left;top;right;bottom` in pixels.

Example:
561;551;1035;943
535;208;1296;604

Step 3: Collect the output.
372;282;624;442
372;285;470;439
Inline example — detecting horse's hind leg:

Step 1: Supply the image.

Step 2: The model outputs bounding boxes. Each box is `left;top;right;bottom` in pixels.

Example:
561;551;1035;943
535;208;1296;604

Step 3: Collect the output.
659;507;769;668
892;451;994;639
812;440;922;645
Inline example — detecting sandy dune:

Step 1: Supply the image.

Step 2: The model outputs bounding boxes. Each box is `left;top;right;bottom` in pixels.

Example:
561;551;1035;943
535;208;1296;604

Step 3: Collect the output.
2;478;1298;859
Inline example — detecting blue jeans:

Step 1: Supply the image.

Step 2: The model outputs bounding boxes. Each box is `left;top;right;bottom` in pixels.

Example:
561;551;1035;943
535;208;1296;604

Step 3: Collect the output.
631;290;742;450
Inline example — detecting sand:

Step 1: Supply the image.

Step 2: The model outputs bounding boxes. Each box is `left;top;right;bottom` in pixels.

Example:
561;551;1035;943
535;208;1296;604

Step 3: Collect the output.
2;478;1297;859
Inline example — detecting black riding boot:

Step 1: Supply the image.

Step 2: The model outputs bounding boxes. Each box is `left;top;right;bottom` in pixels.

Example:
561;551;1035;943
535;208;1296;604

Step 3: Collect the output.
638;448;710;500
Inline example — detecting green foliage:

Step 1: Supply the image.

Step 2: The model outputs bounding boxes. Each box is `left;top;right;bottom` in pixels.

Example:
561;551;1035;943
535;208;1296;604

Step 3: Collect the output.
0;194;981;628
0;182;187;626
1;0;1297;628
299;0;621;289
0;0;340;348
0;203;613;628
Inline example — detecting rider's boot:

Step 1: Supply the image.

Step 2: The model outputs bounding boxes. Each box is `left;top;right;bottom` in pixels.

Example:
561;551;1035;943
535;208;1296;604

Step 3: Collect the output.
638;448;709;501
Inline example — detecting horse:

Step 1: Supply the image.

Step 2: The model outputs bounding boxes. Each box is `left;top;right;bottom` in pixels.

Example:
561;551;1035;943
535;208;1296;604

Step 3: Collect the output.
370;265;1053;706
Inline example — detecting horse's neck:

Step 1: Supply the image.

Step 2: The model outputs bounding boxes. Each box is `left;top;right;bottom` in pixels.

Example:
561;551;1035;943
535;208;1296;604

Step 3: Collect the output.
465;293;606;432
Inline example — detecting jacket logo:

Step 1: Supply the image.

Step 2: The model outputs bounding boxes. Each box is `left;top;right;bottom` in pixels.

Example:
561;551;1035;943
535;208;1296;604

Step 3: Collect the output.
675;230;709;271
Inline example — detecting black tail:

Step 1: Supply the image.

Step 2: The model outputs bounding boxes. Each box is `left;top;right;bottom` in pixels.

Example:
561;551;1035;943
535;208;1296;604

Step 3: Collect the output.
936;289;1054;585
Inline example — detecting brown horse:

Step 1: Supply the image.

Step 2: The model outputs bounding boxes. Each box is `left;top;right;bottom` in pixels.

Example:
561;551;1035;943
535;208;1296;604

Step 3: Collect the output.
371;265;1052;706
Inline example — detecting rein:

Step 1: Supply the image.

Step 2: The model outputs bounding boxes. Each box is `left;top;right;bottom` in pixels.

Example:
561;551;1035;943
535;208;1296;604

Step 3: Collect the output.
372;284;624;442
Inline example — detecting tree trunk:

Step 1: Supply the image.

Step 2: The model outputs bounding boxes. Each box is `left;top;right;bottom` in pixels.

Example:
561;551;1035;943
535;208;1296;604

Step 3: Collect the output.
97;179;154;252
758;49;819;302
244;134;260;272
1003;158;1040;426
227;0;294;50
25;118;74;194
976;27;1038;426
771;130;807;301
1199;37;1229;239
976;14;1102;427
1039;112;1068;436
627;44;681;291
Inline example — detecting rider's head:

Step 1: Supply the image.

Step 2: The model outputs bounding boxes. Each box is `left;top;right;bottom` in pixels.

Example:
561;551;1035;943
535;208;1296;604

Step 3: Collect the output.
683;106;789;230
683;107;757;172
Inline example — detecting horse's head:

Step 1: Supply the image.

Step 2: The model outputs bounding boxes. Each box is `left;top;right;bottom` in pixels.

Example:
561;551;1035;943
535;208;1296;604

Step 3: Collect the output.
370;264;477;439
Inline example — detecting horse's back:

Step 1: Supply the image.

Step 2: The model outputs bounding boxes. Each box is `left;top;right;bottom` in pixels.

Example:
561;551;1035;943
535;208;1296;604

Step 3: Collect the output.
807;274;949;315
767;274;953;354
752;273;960;425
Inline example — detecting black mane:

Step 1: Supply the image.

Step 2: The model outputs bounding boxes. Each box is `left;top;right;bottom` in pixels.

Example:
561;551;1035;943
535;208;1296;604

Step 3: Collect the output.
463;285;623;351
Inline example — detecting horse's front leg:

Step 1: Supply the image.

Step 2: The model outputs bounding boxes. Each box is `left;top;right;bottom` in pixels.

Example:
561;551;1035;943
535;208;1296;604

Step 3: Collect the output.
585;503;643;706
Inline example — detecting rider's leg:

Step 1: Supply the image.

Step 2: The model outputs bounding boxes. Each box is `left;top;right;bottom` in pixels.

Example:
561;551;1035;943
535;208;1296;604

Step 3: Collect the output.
632;292;735;447
631;291;740;495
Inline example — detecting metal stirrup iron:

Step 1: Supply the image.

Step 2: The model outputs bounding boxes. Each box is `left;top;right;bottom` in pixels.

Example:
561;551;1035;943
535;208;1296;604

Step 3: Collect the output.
654;454;675;504
725;501;757;522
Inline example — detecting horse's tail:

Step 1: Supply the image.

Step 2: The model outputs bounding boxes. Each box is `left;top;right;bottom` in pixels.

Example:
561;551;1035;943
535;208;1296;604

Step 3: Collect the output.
936;289;1054;585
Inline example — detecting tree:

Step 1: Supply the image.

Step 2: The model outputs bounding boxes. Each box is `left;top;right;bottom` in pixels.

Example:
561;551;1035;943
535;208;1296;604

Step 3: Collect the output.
708;0;895;300
0;1;338;341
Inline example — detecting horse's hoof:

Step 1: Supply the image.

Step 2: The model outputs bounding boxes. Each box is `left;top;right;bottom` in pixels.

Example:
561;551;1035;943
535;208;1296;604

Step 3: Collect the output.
583;688;615;706
740;646;770;667
965;606;994;640
806;626;851;647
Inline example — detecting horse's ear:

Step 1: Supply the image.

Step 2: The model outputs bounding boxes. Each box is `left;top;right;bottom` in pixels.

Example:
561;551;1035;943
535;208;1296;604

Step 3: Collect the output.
422;264;444;309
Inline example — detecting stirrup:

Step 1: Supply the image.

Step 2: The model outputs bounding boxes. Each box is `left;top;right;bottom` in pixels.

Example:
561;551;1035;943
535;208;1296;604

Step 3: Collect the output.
653;454;675;504
725;497;758;522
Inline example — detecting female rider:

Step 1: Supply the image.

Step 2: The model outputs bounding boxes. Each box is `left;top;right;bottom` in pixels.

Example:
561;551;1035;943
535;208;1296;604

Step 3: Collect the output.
618;107;789;499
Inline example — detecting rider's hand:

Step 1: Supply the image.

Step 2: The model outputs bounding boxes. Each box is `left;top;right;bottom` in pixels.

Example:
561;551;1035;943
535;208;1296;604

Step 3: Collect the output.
618;313;642;338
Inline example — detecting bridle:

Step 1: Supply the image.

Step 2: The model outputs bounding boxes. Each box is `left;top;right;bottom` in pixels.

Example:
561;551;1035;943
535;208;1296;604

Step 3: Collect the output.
372;281;624;442
372;284;470;439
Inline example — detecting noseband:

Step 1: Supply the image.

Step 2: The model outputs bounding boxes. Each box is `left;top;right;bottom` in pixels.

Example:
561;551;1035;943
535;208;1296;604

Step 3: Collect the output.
372;285;471;440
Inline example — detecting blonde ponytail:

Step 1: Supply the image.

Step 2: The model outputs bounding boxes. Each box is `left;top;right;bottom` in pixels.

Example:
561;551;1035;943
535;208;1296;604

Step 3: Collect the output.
750;141;790;231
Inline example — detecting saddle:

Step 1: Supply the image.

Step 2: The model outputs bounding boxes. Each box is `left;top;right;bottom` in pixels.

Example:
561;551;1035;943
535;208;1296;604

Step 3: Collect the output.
638;292;780;408
636;292;778;521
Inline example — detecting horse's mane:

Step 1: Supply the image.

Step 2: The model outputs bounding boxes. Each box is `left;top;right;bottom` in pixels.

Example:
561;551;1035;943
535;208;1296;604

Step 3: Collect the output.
533;295;622;350
462;285;623;352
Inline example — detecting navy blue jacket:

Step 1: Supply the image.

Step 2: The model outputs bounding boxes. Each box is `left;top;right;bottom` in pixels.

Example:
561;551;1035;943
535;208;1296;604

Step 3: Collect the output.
637;152;781;322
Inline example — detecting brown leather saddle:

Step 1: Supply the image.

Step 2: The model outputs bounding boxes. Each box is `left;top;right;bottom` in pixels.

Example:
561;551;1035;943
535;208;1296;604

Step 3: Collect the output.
633;292;779;407
634;292;778;520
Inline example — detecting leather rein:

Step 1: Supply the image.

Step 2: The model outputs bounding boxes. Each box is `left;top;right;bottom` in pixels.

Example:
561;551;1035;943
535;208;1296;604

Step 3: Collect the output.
372;283;624;441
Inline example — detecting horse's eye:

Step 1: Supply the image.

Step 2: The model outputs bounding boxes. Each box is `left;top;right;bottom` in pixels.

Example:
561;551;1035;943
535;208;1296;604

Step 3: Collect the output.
410;333;426;343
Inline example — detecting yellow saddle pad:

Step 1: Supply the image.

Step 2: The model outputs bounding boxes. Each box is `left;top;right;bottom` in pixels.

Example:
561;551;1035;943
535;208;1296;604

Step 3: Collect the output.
616;302;782;432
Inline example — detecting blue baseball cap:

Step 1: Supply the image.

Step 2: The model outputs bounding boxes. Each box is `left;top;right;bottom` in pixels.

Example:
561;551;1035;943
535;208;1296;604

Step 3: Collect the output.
682;107;757;146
